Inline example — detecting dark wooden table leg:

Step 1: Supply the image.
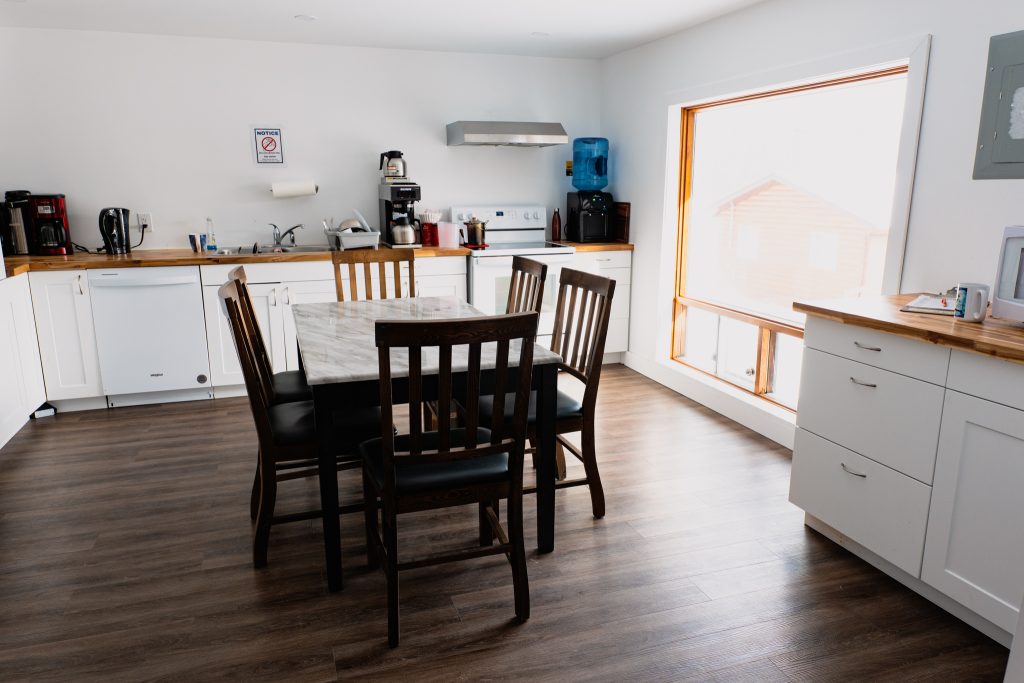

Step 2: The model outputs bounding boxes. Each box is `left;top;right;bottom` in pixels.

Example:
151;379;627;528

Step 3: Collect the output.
534;363;557;553
313;385;343;591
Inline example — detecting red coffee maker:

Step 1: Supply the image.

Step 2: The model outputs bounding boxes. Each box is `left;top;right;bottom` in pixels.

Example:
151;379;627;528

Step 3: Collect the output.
29;194;73;255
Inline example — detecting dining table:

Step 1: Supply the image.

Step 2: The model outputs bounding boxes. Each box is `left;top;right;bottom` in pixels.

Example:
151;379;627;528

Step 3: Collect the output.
292;296;563;591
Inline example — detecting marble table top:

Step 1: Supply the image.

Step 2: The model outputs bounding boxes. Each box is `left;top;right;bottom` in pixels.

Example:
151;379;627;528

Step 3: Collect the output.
292;296;562;386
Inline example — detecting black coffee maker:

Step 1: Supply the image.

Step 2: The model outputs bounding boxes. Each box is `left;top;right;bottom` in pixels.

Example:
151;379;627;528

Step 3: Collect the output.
1;191;33;255
378;183;421;246
99;207;131;254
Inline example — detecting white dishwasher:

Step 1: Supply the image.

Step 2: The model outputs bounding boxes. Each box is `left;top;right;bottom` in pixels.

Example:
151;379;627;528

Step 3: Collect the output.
89;266;212;403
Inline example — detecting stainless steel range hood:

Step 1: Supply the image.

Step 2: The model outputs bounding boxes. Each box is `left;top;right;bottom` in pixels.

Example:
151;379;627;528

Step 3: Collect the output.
446;121;568;147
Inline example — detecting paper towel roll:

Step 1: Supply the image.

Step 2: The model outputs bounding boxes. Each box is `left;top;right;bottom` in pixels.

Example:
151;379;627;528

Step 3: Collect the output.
270;180;318;198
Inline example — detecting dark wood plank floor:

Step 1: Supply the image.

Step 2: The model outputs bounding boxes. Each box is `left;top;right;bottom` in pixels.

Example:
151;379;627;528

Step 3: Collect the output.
0;366;1009;681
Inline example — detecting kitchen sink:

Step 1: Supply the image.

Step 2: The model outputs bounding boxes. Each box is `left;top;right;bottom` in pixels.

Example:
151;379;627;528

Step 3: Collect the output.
278;245;333;253
238;244;334;254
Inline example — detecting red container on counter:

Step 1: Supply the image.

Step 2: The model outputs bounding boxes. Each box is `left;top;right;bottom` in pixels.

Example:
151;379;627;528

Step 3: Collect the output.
420;222;438;247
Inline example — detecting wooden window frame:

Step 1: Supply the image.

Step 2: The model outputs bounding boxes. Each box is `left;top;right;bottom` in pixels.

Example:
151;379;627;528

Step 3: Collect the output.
671;66;909;409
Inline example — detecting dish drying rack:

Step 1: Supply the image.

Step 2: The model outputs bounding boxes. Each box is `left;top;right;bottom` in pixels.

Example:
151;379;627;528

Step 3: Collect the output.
323;212;381;250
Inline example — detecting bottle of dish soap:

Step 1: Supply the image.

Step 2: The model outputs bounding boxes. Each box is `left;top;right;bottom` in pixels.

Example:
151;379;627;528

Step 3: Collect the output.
205;217;218;252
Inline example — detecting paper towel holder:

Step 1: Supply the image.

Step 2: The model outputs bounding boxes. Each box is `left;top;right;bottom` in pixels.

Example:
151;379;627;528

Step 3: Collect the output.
269;180;319;198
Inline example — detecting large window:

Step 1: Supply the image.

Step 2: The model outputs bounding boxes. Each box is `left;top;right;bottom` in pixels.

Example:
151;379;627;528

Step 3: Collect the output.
672;67;909;409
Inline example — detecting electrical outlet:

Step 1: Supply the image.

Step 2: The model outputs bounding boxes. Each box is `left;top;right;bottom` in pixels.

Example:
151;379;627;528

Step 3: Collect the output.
138;212;153;233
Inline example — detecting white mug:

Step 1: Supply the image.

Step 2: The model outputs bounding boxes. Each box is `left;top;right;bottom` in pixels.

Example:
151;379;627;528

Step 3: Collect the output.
436;222;461;249
954;282;990;322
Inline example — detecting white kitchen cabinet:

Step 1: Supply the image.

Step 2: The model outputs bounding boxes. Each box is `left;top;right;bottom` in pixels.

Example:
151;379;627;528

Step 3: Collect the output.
414;275;467;300
412;255;467;301
203;282;286;387
922;390;1024;633
572;249;631;353
28;270;104;400
0;275;46;448
279;280;338;371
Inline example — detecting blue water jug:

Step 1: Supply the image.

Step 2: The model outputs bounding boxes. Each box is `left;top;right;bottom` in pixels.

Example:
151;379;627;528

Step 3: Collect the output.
572;137;609;191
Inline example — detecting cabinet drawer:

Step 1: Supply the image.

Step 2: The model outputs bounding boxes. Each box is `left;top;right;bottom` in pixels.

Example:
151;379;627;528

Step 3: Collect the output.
946;350;1024;412
583;251;632;270
803;317;949;385
797;348;944;483
790;428;932;577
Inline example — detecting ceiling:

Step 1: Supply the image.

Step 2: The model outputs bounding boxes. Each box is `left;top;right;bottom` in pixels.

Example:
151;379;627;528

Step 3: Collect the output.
0;0;765;59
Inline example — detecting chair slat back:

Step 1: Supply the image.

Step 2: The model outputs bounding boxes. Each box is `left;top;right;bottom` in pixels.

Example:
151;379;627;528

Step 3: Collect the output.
374;313;538;492
228;266;275;391
219;280;274;447
332;249;415;302
506;256;548;314
549;268;616;405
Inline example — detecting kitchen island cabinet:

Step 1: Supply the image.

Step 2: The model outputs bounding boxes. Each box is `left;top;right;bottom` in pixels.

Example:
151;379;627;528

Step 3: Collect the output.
789;294;1024;646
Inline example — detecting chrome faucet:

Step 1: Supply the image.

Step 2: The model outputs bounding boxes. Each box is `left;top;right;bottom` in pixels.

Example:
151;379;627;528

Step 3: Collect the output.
268;223;304;246
280;224;304;246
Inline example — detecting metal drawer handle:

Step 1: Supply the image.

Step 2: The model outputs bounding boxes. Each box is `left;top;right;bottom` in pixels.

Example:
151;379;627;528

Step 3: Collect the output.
841;462;868;478
596;258;612;262
849;377;877;388
77;274;84;295
853;341;882;352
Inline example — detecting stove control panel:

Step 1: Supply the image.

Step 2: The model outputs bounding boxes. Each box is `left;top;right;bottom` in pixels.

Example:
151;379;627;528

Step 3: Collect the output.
450;205;547;231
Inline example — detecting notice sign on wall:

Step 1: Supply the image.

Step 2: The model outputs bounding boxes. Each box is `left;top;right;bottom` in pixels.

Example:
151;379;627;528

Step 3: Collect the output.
253;128;284;164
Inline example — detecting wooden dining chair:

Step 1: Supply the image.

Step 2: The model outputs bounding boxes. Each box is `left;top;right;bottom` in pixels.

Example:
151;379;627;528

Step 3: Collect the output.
479;268;616;519
426;256;548;431
219;280;380;568
228;266;311;406
506;255;548;315
331;249;415;302
360;311;539;647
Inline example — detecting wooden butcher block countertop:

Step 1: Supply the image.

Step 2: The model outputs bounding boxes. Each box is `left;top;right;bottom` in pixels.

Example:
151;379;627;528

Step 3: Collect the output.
4;242;637;276
3;246;472;277
795;294;1024;364
553;241;634;252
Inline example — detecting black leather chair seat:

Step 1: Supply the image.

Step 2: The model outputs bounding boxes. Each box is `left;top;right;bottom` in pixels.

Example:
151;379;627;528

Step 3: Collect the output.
272;370;312;404
360;428;509;495
478;390;583;425
268;400;383;454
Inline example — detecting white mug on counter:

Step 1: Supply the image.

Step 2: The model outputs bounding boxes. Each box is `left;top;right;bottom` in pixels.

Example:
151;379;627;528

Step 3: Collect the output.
954;282;990;322
437;222;461;249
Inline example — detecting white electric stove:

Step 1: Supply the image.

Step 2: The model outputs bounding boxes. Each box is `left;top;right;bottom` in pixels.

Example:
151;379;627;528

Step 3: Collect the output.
452;204;575;342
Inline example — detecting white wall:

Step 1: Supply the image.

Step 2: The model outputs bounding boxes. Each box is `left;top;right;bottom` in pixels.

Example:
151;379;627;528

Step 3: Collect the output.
601;0;1024;445
0;28;598;249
